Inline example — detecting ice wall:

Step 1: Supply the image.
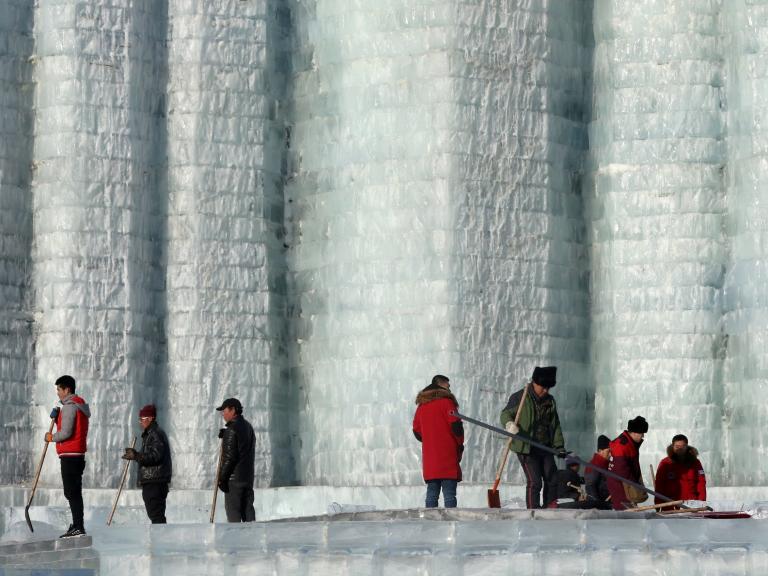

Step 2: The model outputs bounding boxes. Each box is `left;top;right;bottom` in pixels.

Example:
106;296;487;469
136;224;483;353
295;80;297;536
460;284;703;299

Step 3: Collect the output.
287;0;592;485
0;0;34;484
5;0;768;490
287;0;457;485
589;0;727;481
451;0;593;483
164;0;292;489
722;1;768;485
31;1;168;487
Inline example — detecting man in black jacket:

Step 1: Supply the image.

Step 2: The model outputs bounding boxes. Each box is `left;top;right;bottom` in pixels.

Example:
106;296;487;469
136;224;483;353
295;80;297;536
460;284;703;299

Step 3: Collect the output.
216;398;256;522
122;404;172;523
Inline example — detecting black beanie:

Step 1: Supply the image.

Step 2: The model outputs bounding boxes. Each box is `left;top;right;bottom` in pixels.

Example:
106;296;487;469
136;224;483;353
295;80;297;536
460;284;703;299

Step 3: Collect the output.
597;435;610;450
531;366;557;388
627;416;648;434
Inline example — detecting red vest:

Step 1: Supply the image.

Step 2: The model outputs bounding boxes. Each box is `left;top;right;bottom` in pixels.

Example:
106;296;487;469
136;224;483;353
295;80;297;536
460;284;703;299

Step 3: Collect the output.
56;395;89;457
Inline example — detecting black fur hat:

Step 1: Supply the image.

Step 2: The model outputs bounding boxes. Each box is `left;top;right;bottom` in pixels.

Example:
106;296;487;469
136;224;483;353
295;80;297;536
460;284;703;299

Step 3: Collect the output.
531;366;556;388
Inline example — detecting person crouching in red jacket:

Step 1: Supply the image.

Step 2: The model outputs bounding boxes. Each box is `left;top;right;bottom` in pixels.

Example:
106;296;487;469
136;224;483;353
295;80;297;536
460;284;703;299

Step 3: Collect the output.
412;375;464;508
654;434;706;504
607;416;648;510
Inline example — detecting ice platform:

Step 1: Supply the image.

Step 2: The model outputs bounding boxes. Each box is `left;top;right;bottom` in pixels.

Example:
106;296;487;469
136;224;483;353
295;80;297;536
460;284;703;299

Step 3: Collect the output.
1;486;767;574
0;535;97;575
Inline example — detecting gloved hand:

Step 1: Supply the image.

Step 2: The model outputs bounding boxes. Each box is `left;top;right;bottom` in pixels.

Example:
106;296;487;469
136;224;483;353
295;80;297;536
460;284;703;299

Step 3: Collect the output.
44;432;53;443
218;479;229;493
505;421;519;435
122;448;138;461
50;407;60;420
218;428;226;439
556;449;570;459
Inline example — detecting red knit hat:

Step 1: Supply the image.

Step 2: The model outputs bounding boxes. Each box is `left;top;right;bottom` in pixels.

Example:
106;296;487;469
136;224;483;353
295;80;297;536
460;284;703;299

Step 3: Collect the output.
139;404;156;418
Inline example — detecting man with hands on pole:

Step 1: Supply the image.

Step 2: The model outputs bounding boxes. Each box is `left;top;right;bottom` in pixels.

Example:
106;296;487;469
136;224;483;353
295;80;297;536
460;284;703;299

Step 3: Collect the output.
216;398;256;522
122;404;172;524
500;366;566;509
46;375;91;538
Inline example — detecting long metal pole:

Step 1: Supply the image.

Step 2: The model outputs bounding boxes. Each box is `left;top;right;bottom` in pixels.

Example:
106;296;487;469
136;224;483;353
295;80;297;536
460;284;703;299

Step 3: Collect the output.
453;411;679;505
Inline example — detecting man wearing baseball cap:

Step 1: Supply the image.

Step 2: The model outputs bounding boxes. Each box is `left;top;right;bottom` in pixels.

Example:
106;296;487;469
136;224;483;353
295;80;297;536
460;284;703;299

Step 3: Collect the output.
216;398;256;522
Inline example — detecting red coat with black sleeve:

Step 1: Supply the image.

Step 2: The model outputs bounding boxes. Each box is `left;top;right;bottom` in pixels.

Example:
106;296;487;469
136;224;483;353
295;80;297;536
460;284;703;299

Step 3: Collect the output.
412;387;464;481
606;431;642;510
654;445;706;503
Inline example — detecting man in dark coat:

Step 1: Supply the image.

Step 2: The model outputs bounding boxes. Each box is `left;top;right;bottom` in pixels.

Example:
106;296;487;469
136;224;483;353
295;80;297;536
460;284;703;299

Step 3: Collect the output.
500;366;566;509
412;375;464;508
122;404;172;523
654;434;706;504
584;434;612;509
607;416;648;510
555;455;586;508
216;398;256;522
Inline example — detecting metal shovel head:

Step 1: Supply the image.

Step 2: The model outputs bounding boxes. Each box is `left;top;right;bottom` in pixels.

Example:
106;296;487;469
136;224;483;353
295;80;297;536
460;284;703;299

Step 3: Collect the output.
24;504;33;532
487;488;501;509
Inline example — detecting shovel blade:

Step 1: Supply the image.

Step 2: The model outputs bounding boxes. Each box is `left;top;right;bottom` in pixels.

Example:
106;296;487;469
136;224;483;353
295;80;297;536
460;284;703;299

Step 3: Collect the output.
487;489;501;509
24;505;34;533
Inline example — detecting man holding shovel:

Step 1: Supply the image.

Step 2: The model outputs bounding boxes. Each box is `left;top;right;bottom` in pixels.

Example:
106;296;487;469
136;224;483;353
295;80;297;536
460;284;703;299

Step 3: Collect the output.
607;416;649;510
122;404;172;523
45;375;91;538
500;366;565;509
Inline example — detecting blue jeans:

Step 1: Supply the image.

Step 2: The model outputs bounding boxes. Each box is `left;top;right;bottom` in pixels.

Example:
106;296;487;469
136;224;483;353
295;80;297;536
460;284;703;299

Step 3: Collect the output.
425;479;458;508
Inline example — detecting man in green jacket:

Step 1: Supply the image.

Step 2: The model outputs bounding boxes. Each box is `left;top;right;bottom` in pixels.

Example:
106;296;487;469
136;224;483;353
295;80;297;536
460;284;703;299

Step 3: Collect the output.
500;366;565;509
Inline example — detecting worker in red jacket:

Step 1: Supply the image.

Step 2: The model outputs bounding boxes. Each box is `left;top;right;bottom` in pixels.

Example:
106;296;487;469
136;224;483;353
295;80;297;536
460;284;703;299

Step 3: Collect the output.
607;416;648;510
654;434;706;504
45;375;91;538
412;375;464;508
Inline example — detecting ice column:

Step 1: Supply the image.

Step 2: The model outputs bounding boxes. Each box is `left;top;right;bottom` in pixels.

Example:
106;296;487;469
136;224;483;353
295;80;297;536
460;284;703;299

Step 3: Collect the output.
165;0;291;489
0;0;34;483
722;1;768;485
452;1;592;482
32;1;167;486
288;0;457;485
288;0;591;485
589;0;726;480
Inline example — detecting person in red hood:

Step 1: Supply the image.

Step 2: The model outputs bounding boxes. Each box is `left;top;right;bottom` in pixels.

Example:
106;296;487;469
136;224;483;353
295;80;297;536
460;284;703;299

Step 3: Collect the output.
45;375;91;538
584;434;612;509
607;416;648;510
412;375;464;508
654;434;706;504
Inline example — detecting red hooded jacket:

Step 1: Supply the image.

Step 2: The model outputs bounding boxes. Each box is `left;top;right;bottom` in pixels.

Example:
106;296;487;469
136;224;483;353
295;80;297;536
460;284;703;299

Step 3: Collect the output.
606;431;642;510
654;445;706;503
412;387;464;481
54;394;90;457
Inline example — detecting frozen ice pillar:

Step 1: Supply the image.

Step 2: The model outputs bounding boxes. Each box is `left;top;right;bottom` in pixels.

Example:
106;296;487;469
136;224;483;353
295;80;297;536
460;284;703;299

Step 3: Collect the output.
288;1;593;485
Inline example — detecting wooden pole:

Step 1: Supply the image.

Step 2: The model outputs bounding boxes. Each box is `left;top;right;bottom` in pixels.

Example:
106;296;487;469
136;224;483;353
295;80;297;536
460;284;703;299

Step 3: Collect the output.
107;436;137;526
24;419;56;532
210;439;224;523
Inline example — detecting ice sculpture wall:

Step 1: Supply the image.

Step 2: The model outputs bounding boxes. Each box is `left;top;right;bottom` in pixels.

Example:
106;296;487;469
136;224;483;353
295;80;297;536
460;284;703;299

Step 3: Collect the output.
2;0;768;489
589;0;727;482
0;0;33;484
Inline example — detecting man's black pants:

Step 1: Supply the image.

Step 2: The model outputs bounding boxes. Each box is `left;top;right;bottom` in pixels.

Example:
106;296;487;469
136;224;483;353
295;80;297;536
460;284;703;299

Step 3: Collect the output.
517;449;558;509
142;482;169;524
224;485;255;522
60;456;85;530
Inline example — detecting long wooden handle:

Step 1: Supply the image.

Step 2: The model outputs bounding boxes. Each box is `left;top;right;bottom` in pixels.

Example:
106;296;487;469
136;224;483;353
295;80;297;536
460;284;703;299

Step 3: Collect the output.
210;439;224;523
492;382;530;489
107;436;137;526
627;499;683;512
26;419;56;508
650;464;655;489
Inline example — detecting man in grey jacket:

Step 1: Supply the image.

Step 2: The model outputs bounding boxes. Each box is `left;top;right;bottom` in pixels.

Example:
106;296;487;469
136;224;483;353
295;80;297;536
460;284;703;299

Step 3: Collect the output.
45;375;91;538
216;398;256;522
122;404;172;523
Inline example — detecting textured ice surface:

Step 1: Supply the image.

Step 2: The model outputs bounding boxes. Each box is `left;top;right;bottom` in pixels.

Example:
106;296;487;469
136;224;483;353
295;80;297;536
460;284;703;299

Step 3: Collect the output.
589;0;727;481
2;0;768;492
